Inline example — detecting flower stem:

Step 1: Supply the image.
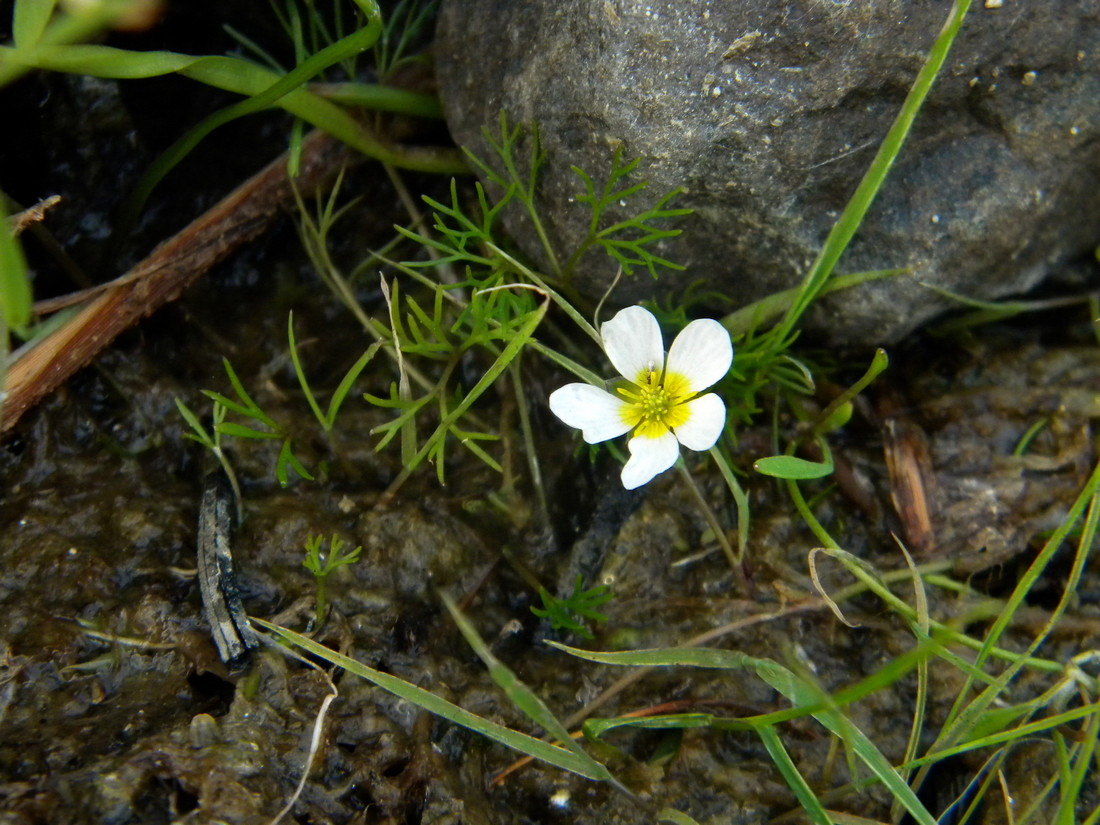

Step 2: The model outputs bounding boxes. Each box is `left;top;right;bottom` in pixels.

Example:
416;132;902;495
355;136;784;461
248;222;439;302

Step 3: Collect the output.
676;462;750;593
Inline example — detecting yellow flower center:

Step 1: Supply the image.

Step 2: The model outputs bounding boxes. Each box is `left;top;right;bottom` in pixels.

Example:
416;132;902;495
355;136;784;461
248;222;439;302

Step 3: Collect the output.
617;369;693;439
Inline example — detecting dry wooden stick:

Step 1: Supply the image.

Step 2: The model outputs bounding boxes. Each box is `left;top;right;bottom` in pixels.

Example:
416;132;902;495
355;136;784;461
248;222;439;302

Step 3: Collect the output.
1;129;356;433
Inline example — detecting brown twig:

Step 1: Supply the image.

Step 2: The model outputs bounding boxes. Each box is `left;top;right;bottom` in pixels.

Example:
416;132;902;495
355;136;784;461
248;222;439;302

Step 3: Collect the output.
1;129;357;433
9;195;62;236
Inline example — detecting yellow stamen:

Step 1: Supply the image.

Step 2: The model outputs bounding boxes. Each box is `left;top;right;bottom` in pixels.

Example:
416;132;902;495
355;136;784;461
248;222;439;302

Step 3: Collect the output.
617;368;693;439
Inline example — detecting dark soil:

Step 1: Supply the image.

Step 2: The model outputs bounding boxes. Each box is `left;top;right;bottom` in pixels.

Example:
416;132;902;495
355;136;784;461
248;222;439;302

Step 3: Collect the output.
2;6;1099;824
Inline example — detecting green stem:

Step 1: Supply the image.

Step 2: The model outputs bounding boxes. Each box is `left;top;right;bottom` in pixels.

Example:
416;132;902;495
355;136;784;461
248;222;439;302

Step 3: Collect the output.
676;462;741;578
314;574;329;627
708;445;750;556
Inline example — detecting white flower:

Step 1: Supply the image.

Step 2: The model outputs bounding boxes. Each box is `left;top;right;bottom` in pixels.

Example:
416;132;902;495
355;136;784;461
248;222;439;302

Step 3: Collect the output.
549;306;733;489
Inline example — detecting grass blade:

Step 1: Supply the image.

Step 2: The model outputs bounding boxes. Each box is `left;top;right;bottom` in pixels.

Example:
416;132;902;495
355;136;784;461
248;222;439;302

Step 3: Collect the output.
0;209;30;333
764;0;973;341
253;618;613;780
13;0;58;49
722;269;904;337
550;642;936;825
757;724;833;825
287;311;326;429
0;44;464;175
441;594;613;783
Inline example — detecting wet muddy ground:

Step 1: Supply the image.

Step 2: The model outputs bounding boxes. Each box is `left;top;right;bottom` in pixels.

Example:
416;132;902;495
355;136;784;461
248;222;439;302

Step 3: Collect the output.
3;8;1100;824
3;204;1099;824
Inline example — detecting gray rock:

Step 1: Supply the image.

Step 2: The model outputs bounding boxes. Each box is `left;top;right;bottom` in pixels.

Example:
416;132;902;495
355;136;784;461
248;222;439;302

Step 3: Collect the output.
434;0;1100;345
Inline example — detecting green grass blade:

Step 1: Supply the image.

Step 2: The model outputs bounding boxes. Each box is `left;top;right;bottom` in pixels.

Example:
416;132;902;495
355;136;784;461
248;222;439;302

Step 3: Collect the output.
658;809;703;825
276;437;313;485
216;422;280;440
550;642;935;825
173;398;213;447
548;643;757;671
325;342;383;428
903;701;1100;767
1057;710;1100;823
121;3;387;222
312;81;443;118
722;269;905;337
0;2;131;87
753;660;936;825
441;594;613;782
252;618;613;780
767;0;972;341
13;0;58;49
287;312;326;430
220;358;277;427
582;714;717;740
200;390;259;420
757;724;833;825
709;445;751;554
0;209;31;334
930;460;1100;757
0;44;465;175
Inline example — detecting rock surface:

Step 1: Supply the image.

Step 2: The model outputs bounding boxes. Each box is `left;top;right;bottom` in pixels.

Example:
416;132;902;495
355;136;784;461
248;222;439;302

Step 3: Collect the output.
435;0;1100;344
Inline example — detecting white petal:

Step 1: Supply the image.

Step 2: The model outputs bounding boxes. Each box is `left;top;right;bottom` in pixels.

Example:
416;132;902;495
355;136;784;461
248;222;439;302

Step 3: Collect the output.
548;383;632;444
621;430;680;489
601;306;665;384
673;393;727;451
665;318;733;394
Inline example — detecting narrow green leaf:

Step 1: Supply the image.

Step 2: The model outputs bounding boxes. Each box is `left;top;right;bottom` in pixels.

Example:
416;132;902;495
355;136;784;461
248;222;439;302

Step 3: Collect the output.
253;618;612;780
216;422;280;440
13;0;58;49
722;270;903;337
770;0;973;341
274;438;312;487
754;455;834;480
658;809;703;825
453;430;503;472
548;643;758;671
221;359;262;411
200;390;265;422
277;438;313;485
757;725;833;825
0;212;31;332
904;701;1100;768
325;342;382;428
753;662;936;825
583;714;716;740
441;594;612;782
173;398;213;447
0;42;465;175
550;642;935;825
312;82;443;118
287;312;326;429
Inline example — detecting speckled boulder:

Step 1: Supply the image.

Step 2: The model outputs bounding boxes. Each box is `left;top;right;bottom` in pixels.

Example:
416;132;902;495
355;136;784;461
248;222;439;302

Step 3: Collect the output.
435;1;1100;344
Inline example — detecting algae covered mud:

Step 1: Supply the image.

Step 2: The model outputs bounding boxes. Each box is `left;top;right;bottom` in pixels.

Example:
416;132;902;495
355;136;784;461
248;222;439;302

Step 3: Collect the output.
2;262;1099;823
